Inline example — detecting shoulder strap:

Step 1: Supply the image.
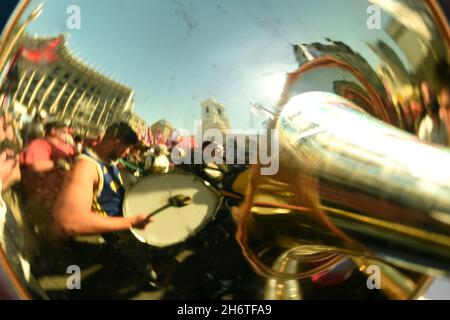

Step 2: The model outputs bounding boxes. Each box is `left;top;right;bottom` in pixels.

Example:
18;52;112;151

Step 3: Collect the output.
77;153;104;197
105;163;124;191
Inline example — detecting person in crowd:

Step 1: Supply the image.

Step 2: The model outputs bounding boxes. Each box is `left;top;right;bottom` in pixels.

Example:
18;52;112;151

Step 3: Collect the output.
0;113;22;188
23;120;74;172
145;144;170;174
53;122;157;285
124;144;146;177
436;60;450;144
127;145;143;167
418;82;448;146
439;82;450;143
0;112;22;199
53;122;150;238
0;118;36;292
22;110;48;146
409;97;425;134
20;120;74;241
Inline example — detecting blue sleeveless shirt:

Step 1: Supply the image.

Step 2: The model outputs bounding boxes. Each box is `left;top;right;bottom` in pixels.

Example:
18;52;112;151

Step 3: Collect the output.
78;148;125;217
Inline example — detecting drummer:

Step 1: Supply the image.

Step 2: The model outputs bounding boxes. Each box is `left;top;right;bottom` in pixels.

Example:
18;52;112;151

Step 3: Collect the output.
53;122;151;238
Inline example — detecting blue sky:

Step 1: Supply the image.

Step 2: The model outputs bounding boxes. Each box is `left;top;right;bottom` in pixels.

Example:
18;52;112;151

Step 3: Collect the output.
17;0;394;131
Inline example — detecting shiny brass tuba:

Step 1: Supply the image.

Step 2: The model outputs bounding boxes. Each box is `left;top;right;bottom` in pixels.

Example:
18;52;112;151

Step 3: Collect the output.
234;0;450;300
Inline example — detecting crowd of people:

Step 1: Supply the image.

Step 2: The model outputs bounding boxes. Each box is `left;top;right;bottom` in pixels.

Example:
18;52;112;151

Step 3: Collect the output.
120;142;173;178
401;62;450;147
0;105;218;246
0;109;200;291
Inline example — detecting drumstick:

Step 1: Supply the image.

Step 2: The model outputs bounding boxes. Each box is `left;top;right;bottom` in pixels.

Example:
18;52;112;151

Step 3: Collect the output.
145;194;192;219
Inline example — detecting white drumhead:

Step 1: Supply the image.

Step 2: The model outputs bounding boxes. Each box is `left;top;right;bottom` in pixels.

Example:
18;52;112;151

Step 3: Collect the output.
123;173;220;247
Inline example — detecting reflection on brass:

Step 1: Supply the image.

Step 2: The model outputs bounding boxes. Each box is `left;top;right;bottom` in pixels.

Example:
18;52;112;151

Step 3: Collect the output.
236;1;450;300
1;0;450;300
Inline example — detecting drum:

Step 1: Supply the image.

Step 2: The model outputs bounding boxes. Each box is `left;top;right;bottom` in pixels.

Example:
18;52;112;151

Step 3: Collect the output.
123;173;221;248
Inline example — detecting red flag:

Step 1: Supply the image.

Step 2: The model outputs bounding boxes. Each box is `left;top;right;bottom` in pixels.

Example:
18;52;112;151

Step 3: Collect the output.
21;37;61;64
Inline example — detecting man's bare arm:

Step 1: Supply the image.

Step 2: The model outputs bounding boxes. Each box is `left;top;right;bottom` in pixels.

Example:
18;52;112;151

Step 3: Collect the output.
53;159;149;237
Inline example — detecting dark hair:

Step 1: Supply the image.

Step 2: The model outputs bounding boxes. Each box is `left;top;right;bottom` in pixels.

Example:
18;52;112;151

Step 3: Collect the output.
44;120;67;136
426;100;441;116
74;135;83;143
103;121;138;145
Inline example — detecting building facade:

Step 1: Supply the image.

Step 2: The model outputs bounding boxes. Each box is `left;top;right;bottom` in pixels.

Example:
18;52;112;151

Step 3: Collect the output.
11;34;135;136
150;119;174;143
